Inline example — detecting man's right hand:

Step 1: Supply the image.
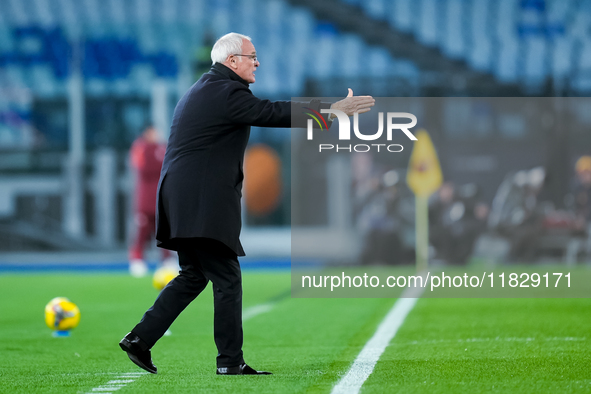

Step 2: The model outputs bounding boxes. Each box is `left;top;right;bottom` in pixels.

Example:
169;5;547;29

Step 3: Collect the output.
330;88;375;117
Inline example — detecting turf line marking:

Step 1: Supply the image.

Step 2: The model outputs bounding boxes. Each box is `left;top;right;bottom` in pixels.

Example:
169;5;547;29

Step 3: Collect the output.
243;303;274;321
331;284;425;394
243;288;292;321
85;372;148;394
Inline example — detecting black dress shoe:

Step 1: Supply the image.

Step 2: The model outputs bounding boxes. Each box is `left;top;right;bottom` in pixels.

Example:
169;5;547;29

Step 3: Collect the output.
119;332;157;374
216;363;272;375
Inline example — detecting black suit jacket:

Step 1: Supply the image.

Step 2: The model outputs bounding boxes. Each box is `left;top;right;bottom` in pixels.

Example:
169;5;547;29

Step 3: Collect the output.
156;63;330;255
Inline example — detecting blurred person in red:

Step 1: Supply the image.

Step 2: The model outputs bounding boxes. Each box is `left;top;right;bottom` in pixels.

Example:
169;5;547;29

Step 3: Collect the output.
129;124;175;277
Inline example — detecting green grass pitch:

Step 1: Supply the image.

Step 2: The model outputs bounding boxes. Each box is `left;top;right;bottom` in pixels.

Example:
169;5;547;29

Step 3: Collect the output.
0;271;589;393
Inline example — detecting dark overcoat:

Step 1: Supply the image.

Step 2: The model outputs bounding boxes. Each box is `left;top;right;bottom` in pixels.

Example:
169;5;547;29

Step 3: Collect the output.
156;63;329;255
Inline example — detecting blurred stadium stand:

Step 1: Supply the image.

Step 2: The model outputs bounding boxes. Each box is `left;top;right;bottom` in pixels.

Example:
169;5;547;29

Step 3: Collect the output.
2;0;589;148
0;0;590;258
310;0;588;96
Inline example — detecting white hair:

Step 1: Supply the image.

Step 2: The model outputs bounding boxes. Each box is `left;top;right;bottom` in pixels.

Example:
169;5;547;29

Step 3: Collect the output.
211;32;252;64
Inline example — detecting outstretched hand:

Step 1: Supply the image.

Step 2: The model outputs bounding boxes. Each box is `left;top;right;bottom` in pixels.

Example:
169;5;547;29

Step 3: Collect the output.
330;88;375;117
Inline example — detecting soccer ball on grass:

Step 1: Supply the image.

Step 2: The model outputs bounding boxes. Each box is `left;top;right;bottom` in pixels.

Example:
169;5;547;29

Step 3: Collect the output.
153;266;179;290
44;297;80;336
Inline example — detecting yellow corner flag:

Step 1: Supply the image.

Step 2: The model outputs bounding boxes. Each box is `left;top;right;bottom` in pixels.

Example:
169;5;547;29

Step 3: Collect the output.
406;129;443;196
406;129;442;273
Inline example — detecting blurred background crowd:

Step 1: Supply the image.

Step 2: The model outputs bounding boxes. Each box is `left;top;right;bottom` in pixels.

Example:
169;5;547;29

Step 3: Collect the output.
351;158;591;266
1;0;590;267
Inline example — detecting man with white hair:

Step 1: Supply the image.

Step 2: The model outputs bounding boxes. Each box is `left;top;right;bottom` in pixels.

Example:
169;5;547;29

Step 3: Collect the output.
119;32;374;375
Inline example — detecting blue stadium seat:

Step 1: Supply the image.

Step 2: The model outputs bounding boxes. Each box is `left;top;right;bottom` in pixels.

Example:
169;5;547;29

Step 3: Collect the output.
337;34;363;77
31;65;58;98
0;27;14;52
468;34;493;72
363;0;387;21
441;0;466;59
8;0;32;25
496;37;520;83
5;65;27;87
128;64;154;96
417;0;441;47
577;41;591;77
0;2;7;26
86;78;108;97
551;36;574;79
366;47;390;77
389;0;414;33
395;59;420;81
522;36;548;84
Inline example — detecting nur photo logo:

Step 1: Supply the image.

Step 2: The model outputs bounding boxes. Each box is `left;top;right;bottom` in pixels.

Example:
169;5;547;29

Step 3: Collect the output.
304;109;418;153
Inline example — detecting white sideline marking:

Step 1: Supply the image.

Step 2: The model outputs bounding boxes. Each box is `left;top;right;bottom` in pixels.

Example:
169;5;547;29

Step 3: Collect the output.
85;372;148;394
243;303;274;321
331;284;425;394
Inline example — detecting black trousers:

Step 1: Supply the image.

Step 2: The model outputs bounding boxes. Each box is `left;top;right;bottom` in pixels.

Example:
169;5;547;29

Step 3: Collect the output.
131;239;244;367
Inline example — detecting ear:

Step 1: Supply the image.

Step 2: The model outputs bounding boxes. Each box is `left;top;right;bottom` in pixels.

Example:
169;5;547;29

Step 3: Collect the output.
227;56;238;70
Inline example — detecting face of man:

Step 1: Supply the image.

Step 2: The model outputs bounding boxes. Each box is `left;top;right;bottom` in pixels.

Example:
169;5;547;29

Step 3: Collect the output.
229;39;259;84
144;127;159;143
